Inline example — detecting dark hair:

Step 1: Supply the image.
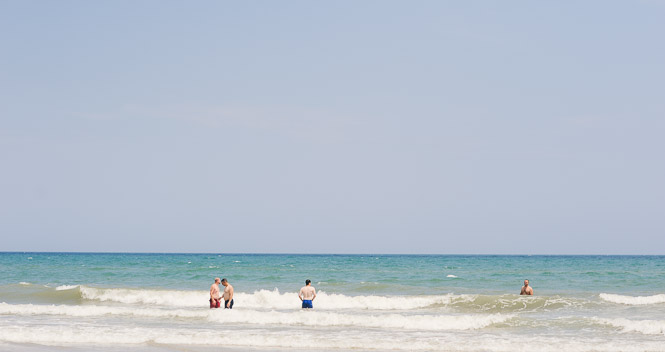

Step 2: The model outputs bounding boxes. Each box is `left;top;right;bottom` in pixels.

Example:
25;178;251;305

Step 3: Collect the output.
305;279;311;285
221;278;228;283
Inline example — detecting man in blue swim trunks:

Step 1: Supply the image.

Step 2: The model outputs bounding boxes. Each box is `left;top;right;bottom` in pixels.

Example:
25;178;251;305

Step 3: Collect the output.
299;279;316;309
221;278;234;309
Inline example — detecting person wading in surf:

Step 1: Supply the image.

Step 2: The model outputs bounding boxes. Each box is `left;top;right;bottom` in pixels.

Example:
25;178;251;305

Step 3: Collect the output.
221;278;234;309
520;279;534;295
299;279;317;309
210;278;221;308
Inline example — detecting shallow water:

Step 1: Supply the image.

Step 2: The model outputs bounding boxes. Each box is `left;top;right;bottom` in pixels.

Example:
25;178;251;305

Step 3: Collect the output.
1;253;664;351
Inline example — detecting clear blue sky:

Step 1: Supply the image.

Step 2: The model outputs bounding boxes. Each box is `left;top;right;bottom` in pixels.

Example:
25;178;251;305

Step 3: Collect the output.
1;1;663;254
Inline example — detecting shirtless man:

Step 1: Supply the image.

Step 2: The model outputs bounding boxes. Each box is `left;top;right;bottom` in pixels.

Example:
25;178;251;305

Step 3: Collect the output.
210;278;221;308
221;278;234;309
298;279;317;309
520;279;534;295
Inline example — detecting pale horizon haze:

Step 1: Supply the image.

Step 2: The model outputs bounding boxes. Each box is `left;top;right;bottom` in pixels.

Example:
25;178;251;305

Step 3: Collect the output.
1;1;664;254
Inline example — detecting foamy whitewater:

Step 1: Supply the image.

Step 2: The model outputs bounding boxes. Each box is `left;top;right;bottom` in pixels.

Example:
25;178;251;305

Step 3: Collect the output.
1;254;664;351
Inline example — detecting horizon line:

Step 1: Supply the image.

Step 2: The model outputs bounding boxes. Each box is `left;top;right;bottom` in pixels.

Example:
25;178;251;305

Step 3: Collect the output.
1;251;663;256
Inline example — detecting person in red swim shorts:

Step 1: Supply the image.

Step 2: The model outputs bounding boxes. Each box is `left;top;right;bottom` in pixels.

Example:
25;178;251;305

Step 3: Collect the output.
210;277;221;308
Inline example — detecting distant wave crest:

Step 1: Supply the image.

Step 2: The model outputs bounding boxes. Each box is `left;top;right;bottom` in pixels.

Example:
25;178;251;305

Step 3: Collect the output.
55;285;79;291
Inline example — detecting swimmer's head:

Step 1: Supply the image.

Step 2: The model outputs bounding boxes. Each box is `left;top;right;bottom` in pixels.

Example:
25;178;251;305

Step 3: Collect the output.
215;278;221;284
524;279;529;286
305;279;311;285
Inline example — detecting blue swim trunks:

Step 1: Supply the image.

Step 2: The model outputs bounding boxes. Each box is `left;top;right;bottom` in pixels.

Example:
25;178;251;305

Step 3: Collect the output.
302;300;313;309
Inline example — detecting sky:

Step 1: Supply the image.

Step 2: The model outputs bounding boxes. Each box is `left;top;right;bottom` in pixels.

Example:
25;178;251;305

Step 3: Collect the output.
1;1;664;254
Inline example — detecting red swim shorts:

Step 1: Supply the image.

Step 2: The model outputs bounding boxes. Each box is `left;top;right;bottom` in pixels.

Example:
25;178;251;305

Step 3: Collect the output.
209;298;221;308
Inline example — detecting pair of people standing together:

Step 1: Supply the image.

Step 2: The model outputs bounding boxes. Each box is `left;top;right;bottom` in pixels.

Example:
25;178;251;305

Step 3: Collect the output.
209;278;317;309
209;278;234;309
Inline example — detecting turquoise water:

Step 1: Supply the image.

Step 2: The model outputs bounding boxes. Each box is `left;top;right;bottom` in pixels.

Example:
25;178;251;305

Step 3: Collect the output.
2;253;664;295
1;253;665;351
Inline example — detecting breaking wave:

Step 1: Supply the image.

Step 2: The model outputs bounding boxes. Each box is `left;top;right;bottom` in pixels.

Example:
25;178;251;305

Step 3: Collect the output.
75;286;583;312
599;293;665;305
76;286;459;310
1;284;589;313
596;317;665;335
0;302;511;331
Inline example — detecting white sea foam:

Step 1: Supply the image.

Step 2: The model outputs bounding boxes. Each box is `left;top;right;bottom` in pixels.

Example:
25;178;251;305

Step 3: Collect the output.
0;302;510;331
55;285;79;291
78;286;462;310
596;318;665;335
599;293;665;305
0;302;203;319
447;275;458;278
18;282;31;286
241;290;472;310
1;323;664;351
79;286;205;307
74;286;582;312
206;309;512;331
13;285;584;313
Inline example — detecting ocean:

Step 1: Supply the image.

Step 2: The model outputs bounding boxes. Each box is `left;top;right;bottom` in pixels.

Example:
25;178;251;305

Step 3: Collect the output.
1;253;664;351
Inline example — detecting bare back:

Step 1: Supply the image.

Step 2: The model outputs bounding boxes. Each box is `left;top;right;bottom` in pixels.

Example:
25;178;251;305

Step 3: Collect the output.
299;285;316;300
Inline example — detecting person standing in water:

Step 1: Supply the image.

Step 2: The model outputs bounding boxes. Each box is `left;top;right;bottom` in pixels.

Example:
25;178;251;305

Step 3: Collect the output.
520;279;534;295
210;278;221;308
221;278;234;309
299;279;317;309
